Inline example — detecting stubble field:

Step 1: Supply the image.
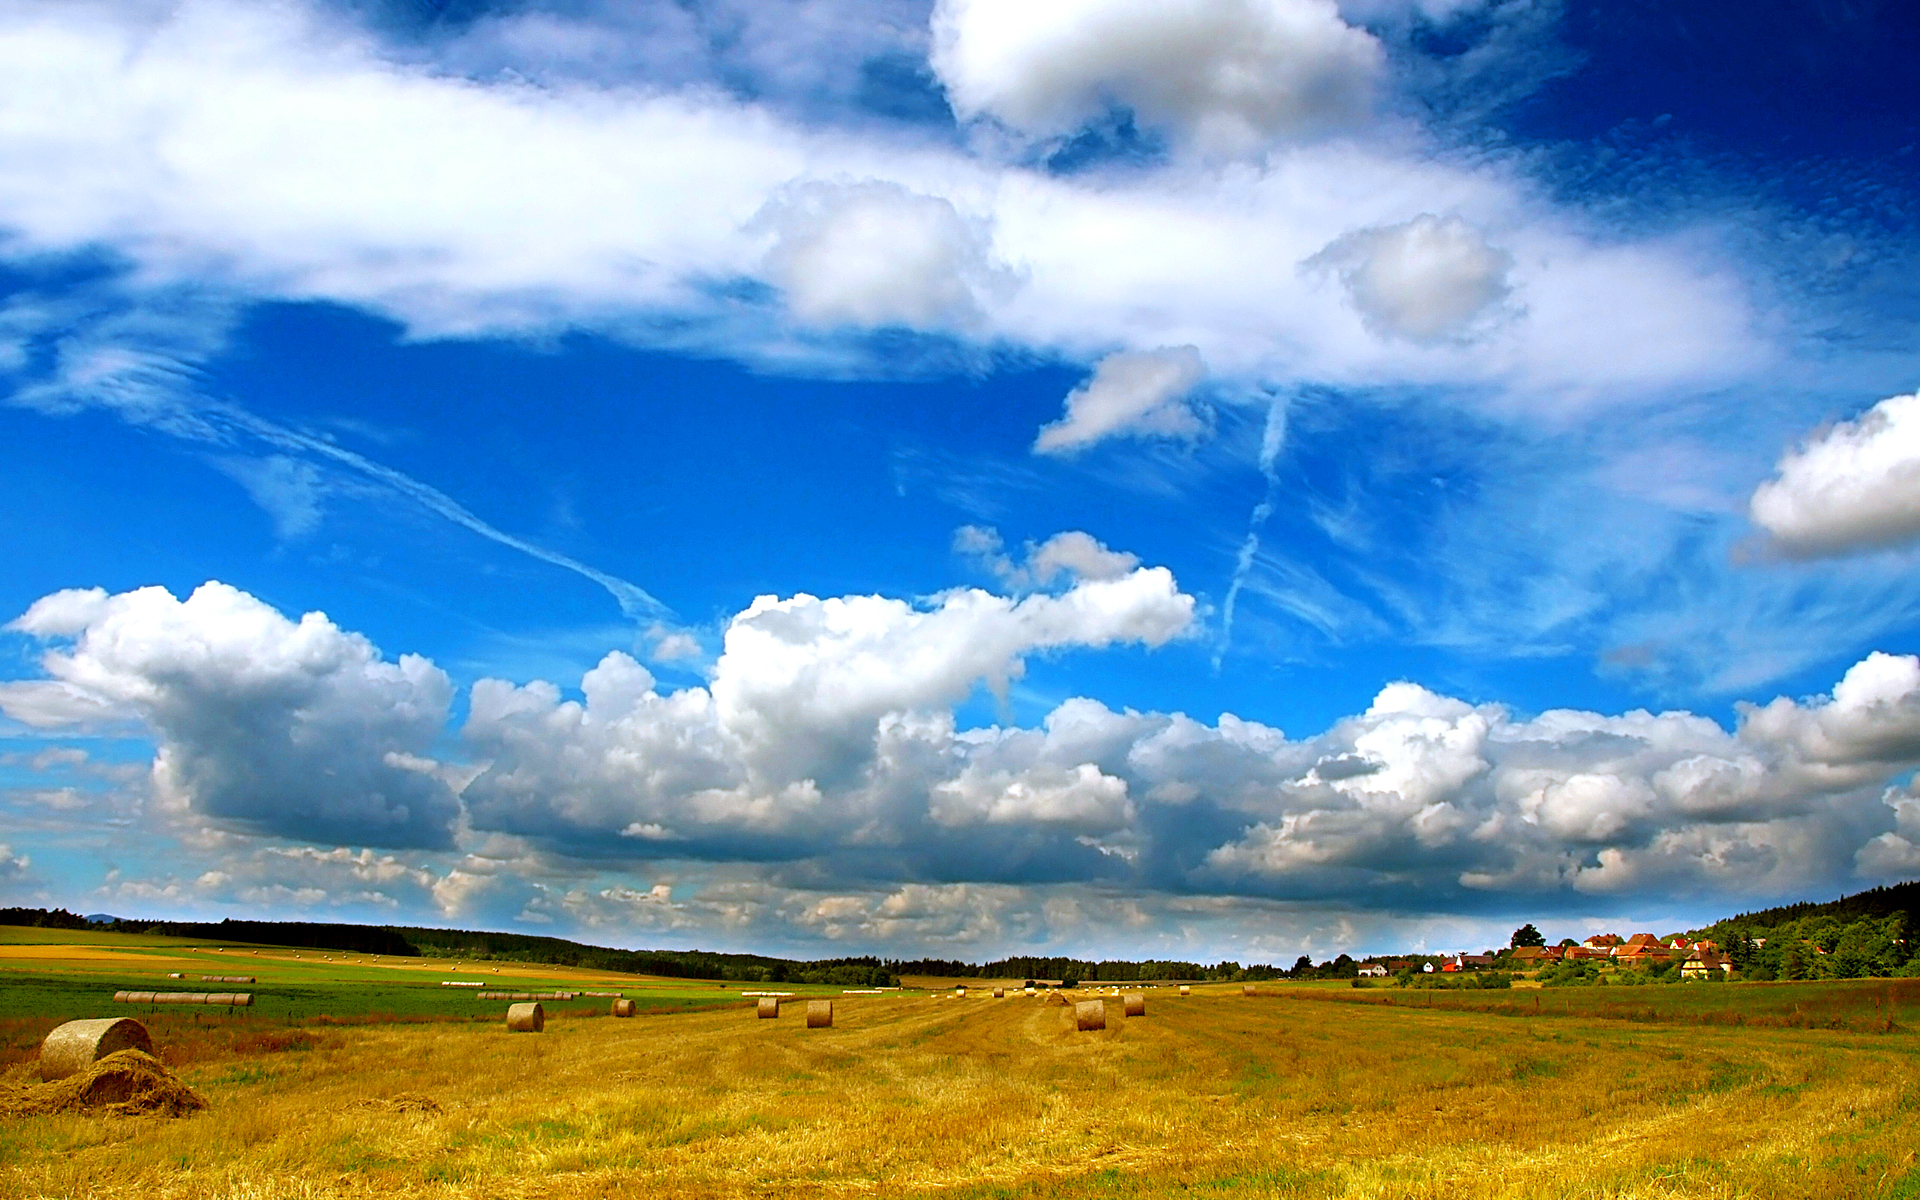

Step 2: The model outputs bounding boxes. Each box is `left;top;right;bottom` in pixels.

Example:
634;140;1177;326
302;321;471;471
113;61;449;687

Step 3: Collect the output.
2;932;1918;1198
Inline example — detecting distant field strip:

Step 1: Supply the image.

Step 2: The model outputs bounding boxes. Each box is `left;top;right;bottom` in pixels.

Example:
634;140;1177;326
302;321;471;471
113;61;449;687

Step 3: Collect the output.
0;984;1914;1199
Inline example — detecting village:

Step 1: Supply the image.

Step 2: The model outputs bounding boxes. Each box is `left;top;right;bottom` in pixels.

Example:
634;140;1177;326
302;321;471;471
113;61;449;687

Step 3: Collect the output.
1354;932;1739;982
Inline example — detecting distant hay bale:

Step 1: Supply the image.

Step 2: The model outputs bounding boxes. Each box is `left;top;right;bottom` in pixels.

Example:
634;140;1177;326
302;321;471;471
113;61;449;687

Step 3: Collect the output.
956;986;966;996
806;999;833;1028
1179;985;1190;996
1075;1000;1105;1032
505;1002;545;1033
1124;993;1145;1017
612;998;636;1017
39;1018;154;1082
993;988;1005;998
1242;984;1256;997
757;997;780;1019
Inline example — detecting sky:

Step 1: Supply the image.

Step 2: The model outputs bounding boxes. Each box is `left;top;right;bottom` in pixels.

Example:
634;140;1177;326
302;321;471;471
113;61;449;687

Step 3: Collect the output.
1;0;1918;964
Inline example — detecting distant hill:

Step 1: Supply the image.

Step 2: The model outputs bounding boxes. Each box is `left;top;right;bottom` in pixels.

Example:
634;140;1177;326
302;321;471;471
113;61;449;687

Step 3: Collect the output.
0;906;893;986
1702;880;1920;935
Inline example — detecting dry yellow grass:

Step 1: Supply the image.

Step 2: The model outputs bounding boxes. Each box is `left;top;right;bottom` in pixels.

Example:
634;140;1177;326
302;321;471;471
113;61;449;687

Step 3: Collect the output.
0;987;1914;1199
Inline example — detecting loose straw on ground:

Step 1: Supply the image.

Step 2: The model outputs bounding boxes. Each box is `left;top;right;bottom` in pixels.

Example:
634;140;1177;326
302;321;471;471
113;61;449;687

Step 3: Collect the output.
806;999;833;1028
39;1018;153;1082
505;1002;544;1032
1075;1000;1105;1031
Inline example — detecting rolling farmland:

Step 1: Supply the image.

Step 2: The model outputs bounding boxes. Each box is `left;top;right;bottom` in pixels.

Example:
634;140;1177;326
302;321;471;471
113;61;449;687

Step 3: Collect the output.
3;928;1919;1197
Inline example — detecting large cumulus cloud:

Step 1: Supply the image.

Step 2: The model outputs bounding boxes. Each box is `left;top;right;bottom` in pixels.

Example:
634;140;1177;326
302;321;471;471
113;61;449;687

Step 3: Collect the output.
0;582;459;848
6;568;1918;920
460;553;1195;868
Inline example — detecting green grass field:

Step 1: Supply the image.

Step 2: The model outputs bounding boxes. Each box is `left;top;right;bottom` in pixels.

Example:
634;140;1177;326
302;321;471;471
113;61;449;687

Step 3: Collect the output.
3;928;1918;1197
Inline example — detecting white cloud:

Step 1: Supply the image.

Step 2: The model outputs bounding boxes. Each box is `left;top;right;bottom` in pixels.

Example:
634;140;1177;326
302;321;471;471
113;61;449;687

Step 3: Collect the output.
1750;390;1920;558
649;628;703;662
1303;213;1514;342
931;0;1383;152
930;761;1133;831
1;582;460;848
461;555;1195;851
0;844;29;878
955;526;1141;588
0;0;1770;414
761;180;1008;329
1034;346;1207;454
216;454;325;539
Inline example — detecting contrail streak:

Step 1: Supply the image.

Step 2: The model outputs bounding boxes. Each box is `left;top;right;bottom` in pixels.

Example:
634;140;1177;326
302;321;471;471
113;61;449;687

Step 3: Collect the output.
40;343;670;624
1214;394;1290;670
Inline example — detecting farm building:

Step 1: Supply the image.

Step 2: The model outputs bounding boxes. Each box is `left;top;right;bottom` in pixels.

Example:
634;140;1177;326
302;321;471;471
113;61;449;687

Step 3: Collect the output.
1680;950;1733;979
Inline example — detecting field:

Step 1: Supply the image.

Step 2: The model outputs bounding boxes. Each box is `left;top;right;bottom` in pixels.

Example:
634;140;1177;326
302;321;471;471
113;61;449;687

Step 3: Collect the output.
2;931;1919;1198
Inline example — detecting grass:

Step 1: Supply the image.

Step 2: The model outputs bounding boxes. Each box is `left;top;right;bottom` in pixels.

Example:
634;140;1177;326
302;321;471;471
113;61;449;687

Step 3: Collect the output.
0;979;1914;1198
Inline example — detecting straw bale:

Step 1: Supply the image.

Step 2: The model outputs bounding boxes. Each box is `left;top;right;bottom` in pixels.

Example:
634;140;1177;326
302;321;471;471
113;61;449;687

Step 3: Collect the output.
1242;984;1256;996
38;1018;153;1082
757;997;780;1019
1179;984;1190;996
612;998;636;1017
2;1050;203;1118
993;988;1004;998
355;1093;441;1115
505;1002;545;1033
806;999;833;1028
1123;992;1145;1017
1074;1000;1105;1031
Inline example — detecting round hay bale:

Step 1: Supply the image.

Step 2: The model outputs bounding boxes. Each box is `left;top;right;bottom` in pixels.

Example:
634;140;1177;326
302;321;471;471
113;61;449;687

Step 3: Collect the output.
505;1002;545;1033
806;999;833;1028
1242;984;1257;997
1179;984;1191;996
993;987;1005;998
205;993;233;1007
612;998;636;1017
1074;1000;1105;1032
757;997;780;1019
39;1018;154;1082
1124;993;1146;1017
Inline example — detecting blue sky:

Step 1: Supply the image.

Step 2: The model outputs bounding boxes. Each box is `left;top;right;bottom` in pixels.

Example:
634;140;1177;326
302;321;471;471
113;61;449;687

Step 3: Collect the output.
2;0;1919;962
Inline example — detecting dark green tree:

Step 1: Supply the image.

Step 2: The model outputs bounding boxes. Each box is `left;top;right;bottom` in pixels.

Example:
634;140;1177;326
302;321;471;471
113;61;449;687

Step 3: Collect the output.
1510;923;1546;949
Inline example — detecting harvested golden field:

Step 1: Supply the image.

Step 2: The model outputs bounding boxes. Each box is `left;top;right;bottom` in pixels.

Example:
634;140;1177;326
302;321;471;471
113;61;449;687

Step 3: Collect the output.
1;985;1916;1199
